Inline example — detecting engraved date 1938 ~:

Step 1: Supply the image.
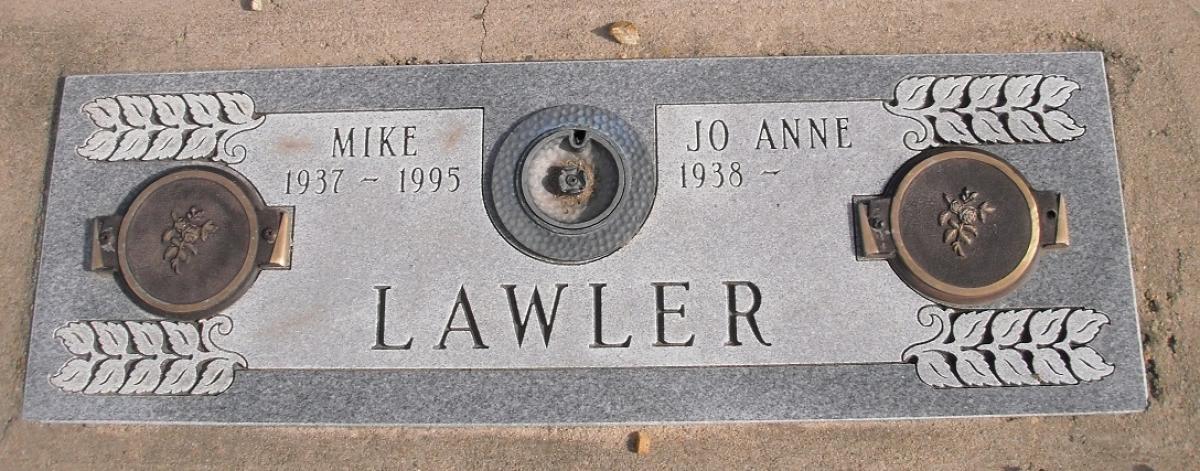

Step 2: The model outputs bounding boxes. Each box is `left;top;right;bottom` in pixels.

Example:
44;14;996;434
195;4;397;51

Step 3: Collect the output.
679;116;853;189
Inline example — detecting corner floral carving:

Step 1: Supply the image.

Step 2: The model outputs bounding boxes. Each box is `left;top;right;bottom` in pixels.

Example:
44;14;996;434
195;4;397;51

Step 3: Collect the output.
162;207;218;273
50;316;247;395
76;92;265;163
939;188;995;258
885;75;1086;150
902;306;1114;388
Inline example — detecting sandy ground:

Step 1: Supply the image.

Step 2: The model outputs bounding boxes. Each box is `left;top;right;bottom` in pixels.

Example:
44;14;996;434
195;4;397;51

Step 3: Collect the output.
0;0;1197;469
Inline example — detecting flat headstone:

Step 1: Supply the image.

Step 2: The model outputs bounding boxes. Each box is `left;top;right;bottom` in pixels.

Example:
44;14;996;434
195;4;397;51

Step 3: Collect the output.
23;53;1147;424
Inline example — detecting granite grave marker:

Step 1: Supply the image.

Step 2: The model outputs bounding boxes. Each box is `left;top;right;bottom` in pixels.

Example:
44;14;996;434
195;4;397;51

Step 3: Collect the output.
23;53;1147;424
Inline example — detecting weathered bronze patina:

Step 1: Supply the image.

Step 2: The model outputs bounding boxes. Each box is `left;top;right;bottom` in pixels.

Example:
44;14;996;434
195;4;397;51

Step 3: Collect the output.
90;167;292;318
855;148;1069;306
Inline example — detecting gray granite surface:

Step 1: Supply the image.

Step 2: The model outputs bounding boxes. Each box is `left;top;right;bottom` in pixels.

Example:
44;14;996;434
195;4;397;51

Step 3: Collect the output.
22;53;1145;424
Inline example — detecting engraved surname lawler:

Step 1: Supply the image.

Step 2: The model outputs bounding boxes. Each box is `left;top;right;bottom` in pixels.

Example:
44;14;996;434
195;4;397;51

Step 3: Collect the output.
371;281;772;351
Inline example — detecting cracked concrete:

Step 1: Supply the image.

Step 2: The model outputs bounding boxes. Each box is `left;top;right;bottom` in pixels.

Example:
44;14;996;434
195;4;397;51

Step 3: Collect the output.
0;0;1197;469
477;0;490;61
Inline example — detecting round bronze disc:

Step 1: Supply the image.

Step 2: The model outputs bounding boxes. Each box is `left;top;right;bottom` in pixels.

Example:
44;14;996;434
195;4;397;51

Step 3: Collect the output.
117;168;261;318
889;148;1040;305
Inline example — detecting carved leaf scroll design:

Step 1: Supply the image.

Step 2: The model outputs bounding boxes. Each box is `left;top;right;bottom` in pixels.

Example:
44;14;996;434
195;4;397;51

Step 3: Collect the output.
885;75;1086;150
49;316;247;395
901;306;1114;388
77;92;265;164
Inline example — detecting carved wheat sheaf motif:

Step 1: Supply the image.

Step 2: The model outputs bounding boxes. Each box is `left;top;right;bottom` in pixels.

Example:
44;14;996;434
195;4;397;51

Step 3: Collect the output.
885;75;1086;150
49;316;246;395
76;92;265;163
902;306;1114;388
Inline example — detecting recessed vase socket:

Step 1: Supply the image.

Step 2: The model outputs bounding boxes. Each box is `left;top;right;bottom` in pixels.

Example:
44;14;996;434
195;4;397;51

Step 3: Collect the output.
854;148;1069;306
518;128;626;232
487;104;655;265
89;167;293;319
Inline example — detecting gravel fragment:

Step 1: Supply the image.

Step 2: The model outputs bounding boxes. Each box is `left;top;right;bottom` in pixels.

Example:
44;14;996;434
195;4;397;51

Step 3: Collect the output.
632;431;650;455
609;21;640;45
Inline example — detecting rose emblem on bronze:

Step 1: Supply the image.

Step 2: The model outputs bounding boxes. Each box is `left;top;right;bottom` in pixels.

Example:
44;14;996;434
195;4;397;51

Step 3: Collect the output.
162;207;218;273
939;188;996;258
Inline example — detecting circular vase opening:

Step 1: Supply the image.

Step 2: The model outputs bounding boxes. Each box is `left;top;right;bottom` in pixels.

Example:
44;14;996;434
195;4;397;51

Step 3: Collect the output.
487;105;655;265
518;129;626;232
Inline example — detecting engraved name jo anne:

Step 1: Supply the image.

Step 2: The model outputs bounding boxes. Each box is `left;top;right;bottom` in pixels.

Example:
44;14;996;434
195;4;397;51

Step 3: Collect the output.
681;115;853;189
